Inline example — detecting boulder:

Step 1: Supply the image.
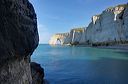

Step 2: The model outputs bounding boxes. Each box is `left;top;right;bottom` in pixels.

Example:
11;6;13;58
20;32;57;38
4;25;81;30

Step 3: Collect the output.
31;62;44;84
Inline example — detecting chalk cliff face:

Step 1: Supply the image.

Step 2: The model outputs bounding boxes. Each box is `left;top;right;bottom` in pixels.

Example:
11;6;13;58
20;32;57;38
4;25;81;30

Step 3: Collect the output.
0;0;43;84
49;28;86;45
86;4;128;44
50;4;128;46
69;28;86;44
49;33;69;45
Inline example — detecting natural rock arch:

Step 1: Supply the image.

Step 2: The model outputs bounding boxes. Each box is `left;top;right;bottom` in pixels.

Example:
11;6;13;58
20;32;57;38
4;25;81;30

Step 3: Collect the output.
57;38;62;44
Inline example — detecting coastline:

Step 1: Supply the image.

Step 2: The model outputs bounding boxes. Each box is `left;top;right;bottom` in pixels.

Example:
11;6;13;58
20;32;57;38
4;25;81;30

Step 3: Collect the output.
66;43;128;52
49;43;128;51
94;44;128;52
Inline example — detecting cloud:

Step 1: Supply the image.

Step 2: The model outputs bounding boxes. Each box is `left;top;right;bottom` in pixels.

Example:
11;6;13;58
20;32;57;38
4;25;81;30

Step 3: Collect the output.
38;24;51;44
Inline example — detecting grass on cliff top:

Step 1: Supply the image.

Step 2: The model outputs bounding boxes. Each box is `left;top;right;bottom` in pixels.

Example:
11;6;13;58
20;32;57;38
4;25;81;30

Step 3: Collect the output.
107;4;128;10
101;3;128;15
55;33;69;35
92;14;101;17
71;28;85;32
117;4;128;7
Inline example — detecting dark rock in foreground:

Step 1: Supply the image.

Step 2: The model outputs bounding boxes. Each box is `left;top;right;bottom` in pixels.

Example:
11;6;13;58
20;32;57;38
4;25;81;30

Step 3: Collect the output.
0;0;44;84
31;62;44;84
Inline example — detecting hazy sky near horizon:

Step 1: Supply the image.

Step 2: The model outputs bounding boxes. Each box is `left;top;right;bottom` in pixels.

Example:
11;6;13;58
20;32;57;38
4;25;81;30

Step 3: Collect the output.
29;0;127;44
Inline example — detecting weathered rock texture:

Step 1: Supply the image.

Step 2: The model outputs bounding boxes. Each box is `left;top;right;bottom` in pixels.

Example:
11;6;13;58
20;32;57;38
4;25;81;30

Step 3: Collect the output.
0;0;43;84
86;4;128;45
31;62;44;84
49;4;128;46
70;28;86;44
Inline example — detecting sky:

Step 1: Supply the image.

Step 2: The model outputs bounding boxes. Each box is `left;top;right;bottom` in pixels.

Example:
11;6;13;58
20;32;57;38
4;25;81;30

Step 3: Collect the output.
29;0;128;44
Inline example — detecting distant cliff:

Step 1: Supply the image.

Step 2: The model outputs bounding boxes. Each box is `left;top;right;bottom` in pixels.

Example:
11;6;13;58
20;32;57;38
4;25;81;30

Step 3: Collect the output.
0;0;44;84
49;28;85;45
49;33;69;45
70;28;86;44
49;4;128;46
86;4;128;45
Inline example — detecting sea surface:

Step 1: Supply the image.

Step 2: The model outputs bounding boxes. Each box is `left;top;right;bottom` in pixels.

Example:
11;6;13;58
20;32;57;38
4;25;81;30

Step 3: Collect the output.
31;44;128;84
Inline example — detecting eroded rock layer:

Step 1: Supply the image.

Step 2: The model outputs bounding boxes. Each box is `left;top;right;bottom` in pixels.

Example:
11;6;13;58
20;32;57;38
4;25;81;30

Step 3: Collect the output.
86;4;128;45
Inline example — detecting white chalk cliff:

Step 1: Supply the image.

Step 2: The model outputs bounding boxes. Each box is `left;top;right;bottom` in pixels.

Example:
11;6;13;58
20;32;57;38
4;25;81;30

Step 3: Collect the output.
86;4;128;44
49;28;85;45
49;4;128;46
49;33;69;45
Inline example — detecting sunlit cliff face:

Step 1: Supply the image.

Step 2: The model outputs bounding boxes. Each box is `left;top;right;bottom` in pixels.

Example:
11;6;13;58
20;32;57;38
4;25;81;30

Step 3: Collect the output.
49;28;86;45
92;15;100;24
49;33;69;45
92;6;125;23
114;6;125;21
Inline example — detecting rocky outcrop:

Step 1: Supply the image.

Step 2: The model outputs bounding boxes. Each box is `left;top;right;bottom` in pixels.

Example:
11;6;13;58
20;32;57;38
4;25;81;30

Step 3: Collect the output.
70;28;86;44
85;4;128;45
31;62;44;84
49;33;69;45
50;4;128;46
49;28;85;45
0;0;43;84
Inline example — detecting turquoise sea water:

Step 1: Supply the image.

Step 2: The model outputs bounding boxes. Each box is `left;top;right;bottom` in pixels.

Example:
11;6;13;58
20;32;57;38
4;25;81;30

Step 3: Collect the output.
31;44;128;84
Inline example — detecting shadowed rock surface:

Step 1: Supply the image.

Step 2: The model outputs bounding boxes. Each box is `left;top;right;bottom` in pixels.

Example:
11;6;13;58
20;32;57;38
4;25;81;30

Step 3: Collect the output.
0;0;44;84
31;62;44;84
